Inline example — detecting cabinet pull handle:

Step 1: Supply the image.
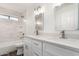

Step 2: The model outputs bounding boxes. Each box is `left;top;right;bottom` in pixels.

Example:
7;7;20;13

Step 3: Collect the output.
33;52;39;56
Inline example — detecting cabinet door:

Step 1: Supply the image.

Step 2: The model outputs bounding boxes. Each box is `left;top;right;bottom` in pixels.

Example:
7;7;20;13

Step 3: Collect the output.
55;4;78;30
43;42;79;56
24;44;32;56
24;38;32;56
43;50;57;56
24;38;43;56
31;39;43;56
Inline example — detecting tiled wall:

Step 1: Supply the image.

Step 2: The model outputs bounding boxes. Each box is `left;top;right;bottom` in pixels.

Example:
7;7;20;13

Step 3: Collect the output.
0;6;22;43
0;20;19;42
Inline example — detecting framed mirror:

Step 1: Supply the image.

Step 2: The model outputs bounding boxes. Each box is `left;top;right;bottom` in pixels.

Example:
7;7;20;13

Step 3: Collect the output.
55;3;79;31
35;13;44;31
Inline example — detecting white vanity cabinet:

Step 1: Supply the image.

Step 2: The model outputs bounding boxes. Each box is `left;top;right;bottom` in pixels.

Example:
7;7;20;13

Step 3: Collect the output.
55;3;79;30
43;42;79;56
24;38;32;56
24;36;79;56
24;37;43;56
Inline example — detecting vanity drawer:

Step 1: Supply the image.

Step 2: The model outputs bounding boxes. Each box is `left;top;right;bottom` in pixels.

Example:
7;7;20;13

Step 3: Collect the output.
24;44;32;56
31;39;42;49
24;38;31;44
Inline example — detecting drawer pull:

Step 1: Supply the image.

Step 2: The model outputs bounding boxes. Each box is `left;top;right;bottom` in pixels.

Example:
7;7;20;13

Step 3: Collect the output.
33;52;39;56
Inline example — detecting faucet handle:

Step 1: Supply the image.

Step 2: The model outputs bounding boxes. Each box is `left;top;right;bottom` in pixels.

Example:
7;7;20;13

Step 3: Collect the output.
60;30;65;39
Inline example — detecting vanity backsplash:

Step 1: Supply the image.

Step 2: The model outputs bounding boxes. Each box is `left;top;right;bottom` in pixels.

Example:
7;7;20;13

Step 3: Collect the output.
39;31;79;39
65;31;79;39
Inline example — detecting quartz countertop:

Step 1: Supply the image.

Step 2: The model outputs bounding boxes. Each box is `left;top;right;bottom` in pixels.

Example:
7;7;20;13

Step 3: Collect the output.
25;35;79;50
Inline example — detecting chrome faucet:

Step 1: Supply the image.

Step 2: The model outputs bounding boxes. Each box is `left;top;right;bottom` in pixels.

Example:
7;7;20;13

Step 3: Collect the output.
60;30;65;39
35;30;39;35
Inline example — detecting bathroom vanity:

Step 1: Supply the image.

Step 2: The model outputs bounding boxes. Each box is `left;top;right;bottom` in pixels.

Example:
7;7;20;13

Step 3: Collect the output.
24;35;79;56
23;3;79;56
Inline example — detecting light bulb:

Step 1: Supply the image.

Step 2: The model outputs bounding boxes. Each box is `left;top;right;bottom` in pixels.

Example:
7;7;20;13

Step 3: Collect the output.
34;6;45;15
53;3;63;8
40;6;45;13
37;21;41;25
34;10;39;15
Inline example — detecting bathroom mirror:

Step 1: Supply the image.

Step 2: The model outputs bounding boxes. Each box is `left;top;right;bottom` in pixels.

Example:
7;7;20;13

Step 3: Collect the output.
55;3;79;31
35;13;44;31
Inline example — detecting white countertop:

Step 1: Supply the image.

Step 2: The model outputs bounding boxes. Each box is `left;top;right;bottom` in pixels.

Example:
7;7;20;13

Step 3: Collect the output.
25;35;79;50
0;40;23;55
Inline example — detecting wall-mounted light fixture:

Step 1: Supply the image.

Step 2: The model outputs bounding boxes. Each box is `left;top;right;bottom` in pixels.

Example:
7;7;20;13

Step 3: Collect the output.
34;6;45;15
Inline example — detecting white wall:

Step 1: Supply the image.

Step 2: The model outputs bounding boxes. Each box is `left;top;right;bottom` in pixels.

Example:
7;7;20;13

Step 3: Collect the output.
23;7;35;35
0;20;20;42
44;4;59;33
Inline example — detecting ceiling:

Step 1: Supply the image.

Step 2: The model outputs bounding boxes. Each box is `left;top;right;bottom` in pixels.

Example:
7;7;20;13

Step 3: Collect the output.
0;3;49;14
